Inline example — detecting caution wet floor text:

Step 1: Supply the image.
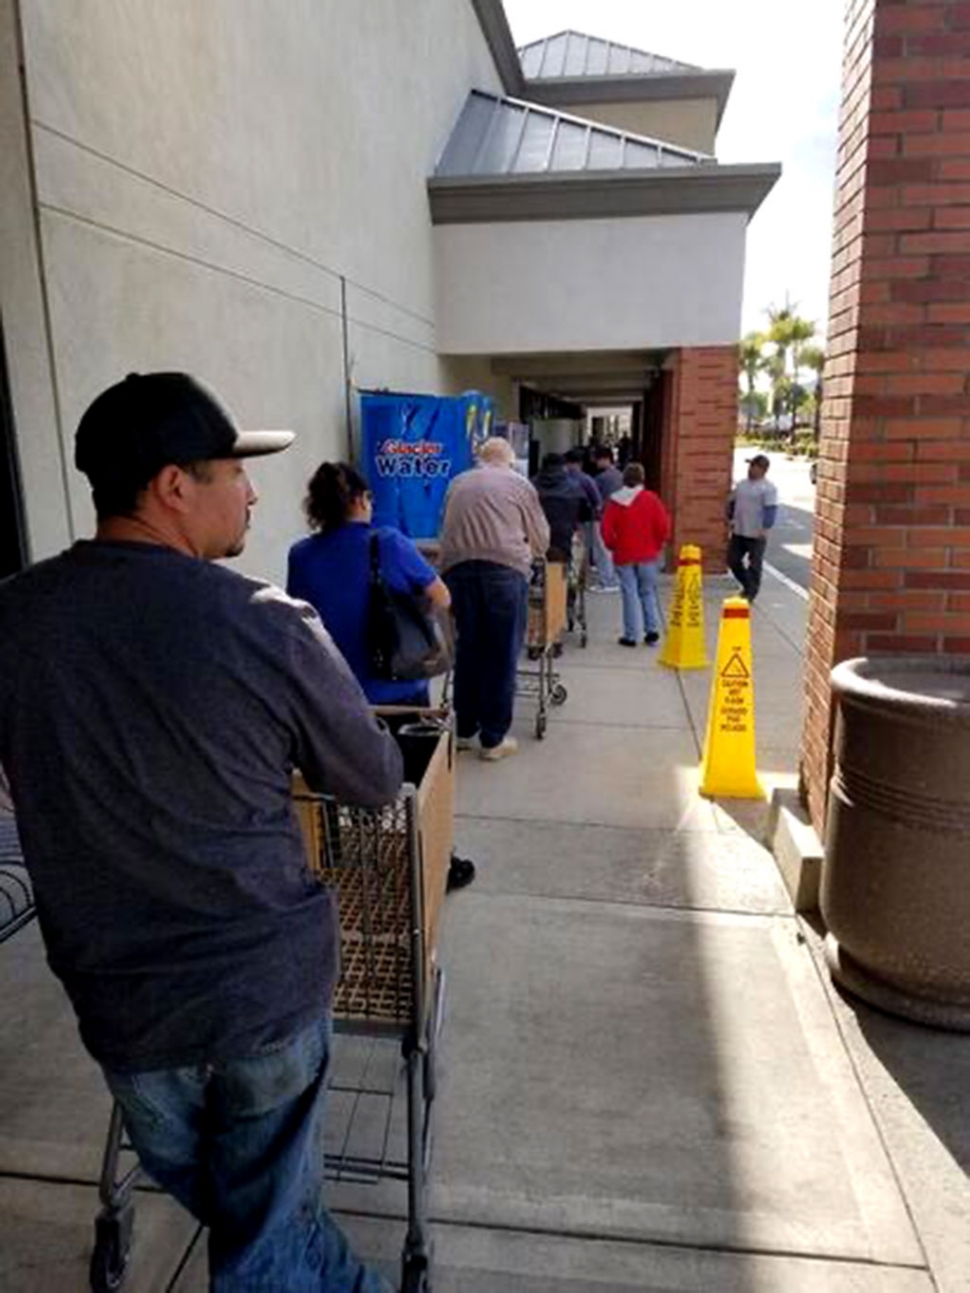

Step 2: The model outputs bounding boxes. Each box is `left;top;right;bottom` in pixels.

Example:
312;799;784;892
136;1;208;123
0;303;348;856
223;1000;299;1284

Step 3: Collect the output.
698;597;764;800
659;544;708;670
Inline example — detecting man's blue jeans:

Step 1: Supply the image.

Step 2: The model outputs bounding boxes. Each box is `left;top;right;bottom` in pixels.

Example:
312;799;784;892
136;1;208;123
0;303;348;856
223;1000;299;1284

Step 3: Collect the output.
616;561;661;640
103;1016;390;1292
591;521;617;589
444;560;528;749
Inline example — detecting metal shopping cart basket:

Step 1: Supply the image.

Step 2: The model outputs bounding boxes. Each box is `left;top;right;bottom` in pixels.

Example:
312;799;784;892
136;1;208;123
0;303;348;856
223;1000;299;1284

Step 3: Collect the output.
0;814;34;945
519;559;569;740
91;710;453;1293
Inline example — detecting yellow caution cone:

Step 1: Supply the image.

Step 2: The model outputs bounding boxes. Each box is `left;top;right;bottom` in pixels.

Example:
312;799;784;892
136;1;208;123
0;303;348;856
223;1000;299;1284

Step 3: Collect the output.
698;597;764;799
659;544;709;670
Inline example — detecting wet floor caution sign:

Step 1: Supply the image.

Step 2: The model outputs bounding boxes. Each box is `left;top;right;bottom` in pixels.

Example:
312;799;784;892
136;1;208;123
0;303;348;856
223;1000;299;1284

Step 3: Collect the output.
659;544;709;670
698;597;764;800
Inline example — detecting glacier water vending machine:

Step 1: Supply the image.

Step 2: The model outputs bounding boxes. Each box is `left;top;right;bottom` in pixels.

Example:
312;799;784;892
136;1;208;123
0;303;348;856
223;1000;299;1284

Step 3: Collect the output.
359;390;493;539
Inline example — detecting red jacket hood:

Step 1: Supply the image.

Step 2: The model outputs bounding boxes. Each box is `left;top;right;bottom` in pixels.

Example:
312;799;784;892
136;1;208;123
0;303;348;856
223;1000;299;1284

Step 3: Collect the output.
602;487;671;565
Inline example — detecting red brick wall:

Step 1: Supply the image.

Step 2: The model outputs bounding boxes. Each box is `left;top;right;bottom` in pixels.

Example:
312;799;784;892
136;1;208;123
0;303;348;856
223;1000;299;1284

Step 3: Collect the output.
660;346;737;571
802;0;970;831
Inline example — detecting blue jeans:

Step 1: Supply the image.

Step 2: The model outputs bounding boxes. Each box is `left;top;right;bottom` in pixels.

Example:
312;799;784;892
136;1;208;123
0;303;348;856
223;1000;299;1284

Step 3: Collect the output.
591;522;617;589
616;561;661;639
445;560;528;749
103;1017;390;1292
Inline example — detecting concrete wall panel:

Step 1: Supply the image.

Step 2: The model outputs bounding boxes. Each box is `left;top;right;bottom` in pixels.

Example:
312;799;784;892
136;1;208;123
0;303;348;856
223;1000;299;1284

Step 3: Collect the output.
0;0;71;559
14;0;501;573
434;212;747;355
40;210;347;585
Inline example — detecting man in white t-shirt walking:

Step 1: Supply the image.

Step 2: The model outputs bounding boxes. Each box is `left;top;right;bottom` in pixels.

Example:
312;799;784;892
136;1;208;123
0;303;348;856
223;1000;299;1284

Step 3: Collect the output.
726;453;778;602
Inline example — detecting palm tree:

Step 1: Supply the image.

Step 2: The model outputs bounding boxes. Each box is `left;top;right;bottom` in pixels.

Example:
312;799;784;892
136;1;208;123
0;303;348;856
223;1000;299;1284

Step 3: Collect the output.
767;302;816;438
800;344;826;442
738;332;766;434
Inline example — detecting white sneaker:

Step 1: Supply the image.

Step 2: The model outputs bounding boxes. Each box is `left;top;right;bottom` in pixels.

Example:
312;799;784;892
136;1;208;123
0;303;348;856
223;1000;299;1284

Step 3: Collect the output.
455;735;477;751
479;736;518;762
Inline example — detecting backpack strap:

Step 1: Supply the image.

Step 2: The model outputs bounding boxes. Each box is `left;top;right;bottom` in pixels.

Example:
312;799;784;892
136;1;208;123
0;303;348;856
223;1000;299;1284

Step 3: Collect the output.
369;530;382;584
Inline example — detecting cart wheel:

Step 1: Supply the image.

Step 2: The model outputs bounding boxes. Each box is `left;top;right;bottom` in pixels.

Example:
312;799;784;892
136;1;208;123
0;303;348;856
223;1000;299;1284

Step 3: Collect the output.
550;684;568;706
535;710;548;740
402;1252;432;1292
90;1209;134;1293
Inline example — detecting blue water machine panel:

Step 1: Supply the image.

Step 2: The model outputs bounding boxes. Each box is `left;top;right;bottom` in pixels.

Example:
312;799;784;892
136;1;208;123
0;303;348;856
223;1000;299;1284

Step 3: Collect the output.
359;390;493;539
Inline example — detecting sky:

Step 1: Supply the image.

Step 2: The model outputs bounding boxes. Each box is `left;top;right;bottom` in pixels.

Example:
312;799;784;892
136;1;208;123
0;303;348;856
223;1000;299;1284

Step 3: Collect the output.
502;0;845;341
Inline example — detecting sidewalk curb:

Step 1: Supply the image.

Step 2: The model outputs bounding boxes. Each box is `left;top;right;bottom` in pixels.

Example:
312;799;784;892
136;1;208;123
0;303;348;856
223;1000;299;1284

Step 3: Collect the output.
766;787;823;913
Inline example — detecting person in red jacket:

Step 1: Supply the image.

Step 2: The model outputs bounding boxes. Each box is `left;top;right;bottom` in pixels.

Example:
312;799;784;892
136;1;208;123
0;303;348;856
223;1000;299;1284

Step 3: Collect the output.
601;462;671;647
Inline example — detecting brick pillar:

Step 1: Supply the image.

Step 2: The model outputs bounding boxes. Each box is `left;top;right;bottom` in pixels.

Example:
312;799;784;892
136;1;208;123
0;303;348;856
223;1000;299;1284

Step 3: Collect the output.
660;346;737;571
802;0;970;832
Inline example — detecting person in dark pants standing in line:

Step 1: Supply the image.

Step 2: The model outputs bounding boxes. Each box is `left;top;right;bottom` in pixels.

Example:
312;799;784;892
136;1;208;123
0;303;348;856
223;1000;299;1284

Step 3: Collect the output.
590;444;624;590
727;452;778;601
439;437;549;762
532;451;591;657
286;460;476;892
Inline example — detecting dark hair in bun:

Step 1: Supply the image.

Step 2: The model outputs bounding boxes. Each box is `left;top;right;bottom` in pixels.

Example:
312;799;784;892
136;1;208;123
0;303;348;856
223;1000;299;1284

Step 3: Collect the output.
304;461;370;532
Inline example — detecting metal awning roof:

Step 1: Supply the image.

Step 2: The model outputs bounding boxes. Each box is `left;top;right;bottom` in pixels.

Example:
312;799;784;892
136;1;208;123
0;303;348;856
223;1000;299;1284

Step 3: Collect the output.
435;91;711;180
428;92;780;225
519;30;700;80
515;27;735;130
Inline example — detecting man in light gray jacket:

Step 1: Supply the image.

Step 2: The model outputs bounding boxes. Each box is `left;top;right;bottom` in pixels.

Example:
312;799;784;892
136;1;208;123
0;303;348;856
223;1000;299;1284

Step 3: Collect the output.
440;437;549;761
727;453;779;602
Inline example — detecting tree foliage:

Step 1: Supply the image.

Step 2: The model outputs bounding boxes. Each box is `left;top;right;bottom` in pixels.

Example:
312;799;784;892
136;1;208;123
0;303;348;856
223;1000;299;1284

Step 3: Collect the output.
737;303;824;439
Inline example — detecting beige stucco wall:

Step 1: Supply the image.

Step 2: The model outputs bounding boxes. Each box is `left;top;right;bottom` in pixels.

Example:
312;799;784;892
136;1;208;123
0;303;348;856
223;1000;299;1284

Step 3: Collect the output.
441;356;515;422
4;0;500;582
561;99;720;155
0;0;71;560
435;212;747;355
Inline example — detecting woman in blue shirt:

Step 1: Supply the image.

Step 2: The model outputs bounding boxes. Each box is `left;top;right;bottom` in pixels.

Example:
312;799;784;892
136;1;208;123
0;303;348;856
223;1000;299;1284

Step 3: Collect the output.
287;461;451;708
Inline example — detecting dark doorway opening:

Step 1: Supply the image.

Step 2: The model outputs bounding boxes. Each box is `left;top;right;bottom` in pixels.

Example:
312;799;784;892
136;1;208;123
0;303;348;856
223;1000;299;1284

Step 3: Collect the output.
0;321;28;577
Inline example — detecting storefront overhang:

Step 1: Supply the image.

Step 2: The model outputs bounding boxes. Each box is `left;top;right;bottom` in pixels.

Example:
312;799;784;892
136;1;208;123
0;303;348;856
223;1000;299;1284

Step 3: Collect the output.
433;210;751;354
430;90;780;356
498;351;664;405
429;90;779;225
517;31;735;129
429;163;780;225
524;71;736;130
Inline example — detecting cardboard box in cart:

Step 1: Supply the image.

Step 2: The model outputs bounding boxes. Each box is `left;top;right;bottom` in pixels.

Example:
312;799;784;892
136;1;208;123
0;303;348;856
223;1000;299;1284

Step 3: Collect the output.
527;561;568;650
293;709;454;1024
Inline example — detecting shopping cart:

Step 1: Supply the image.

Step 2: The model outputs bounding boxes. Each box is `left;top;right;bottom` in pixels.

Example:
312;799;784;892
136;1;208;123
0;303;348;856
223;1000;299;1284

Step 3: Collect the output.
519;559;569;740
0;814;34;944
566;529;589;649
91;711;453;1293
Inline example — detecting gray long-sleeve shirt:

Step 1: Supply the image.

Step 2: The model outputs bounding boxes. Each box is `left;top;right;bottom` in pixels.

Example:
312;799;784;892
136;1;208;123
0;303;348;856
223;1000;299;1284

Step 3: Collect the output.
0;540;402;1072
439;463;550;577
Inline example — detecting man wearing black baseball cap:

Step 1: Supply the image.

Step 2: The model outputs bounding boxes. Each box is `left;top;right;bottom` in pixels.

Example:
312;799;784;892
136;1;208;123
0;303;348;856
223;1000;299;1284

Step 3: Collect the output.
0;373;399;1290
726;452;778;601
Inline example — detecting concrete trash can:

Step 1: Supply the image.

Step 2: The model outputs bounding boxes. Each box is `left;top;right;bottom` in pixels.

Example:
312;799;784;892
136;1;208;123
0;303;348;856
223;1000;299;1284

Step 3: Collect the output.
823;656;970;1031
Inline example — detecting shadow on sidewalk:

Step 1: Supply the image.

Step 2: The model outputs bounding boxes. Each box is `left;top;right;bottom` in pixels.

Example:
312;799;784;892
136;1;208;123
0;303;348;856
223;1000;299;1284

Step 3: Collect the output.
848;998;970;1186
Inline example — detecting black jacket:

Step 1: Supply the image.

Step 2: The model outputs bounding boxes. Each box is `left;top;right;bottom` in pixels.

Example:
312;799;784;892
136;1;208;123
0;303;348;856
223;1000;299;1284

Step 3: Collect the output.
533;465;590;561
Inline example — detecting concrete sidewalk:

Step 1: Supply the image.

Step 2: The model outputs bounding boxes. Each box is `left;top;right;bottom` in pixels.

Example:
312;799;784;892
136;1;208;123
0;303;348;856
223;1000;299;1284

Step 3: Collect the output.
1;571;968;1292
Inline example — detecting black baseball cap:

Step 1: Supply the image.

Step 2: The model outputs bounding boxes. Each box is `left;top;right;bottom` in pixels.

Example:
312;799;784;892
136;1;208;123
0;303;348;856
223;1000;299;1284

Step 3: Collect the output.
747;453;770;469
75;372;294;486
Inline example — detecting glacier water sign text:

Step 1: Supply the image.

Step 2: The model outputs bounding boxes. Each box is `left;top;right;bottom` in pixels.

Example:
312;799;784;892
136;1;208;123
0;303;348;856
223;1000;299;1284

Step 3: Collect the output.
375;439;451;478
